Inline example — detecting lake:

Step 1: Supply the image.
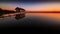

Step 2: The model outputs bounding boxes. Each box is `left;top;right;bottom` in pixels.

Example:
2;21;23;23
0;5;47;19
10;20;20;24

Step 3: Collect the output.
0;13;60;32
0;13;60;26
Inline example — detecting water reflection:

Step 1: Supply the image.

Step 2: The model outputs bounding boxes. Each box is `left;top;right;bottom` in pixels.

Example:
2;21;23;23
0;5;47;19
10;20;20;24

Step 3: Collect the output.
15;14;25;20
0;12;26;20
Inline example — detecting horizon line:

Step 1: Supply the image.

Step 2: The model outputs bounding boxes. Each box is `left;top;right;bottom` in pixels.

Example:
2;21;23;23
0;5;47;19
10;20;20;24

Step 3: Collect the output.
26;11;60;13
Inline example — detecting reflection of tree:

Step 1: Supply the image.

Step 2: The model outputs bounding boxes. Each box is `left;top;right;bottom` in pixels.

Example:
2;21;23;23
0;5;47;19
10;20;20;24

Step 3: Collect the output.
15;14;25;20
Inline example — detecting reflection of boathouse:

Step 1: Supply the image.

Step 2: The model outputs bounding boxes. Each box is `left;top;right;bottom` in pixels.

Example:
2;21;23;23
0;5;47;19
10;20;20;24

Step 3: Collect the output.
15;14;25;20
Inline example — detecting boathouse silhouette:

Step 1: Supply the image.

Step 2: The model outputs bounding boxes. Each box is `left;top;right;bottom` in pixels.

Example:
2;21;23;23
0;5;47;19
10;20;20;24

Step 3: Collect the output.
15;7;25;12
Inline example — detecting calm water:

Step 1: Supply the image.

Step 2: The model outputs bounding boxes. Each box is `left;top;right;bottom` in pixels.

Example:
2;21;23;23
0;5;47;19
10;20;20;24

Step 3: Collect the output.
0;13;60;26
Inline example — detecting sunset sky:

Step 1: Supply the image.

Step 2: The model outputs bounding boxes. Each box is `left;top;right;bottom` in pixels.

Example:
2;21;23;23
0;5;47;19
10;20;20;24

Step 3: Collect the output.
0;0;60;11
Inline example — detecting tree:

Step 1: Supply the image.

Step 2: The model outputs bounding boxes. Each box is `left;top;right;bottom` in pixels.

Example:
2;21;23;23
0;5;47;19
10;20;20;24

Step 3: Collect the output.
0;8;2;10
0;8;3;16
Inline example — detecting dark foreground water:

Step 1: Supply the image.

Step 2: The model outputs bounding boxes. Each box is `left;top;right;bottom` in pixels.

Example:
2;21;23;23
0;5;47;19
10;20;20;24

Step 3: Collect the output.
0;13;60;32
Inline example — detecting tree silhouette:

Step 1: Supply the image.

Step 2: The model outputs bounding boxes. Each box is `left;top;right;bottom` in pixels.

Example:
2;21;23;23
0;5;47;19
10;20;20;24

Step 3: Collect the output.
0;8;2;10
0;8;3;16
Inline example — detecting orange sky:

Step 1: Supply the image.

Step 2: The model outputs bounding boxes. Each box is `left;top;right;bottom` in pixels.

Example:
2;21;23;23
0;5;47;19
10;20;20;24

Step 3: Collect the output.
0;2;60;11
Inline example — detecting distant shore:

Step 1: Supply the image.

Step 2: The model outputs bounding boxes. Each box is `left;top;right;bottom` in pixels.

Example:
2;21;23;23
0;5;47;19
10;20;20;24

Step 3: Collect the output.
1;10;60;14
26;11;60;13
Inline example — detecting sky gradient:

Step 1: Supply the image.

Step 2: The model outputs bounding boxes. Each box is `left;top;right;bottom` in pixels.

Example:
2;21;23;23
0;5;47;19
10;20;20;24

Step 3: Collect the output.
0;1;60;11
